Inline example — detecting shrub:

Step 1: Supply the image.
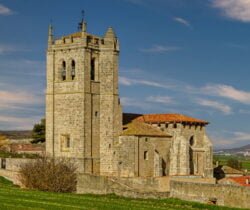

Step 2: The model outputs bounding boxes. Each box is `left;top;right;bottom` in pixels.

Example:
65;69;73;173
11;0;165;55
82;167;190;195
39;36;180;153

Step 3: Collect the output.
227;158;242;170
19;157;77;192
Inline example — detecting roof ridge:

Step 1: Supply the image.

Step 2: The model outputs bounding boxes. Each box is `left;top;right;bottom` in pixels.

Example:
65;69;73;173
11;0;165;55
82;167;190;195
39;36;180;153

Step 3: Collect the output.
134;113;208;124
120;121;171;137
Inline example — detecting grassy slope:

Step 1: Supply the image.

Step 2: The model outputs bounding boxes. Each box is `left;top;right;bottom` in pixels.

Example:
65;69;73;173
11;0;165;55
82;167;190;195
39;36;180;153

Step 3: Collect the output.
0;177;245;210
0;151;40;159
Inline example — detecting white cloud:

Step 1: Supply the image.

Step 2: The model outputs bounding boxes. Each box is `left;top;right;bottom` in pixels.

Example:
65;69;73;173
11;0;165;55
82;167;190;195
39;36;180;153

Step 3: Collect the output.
232;131;250;141
120;67;143;74
0;4;13;15
120;97;152;110
173;17;191;27
0;45;17;54
0;59;45;77
226;43;248;49
196;98;232;115
0;115;41;130
212;0;250;22
146;96;174;105
0;90;44;130
123;0;145;5
119;77;133;86
239;109;250;114
119;76;175;89
120;97;141;107
0;57;45;130
0;90;43;106
212;130;250;148
202;84;250;104
140;45;180;53
120;74;250;108
0;44;29;55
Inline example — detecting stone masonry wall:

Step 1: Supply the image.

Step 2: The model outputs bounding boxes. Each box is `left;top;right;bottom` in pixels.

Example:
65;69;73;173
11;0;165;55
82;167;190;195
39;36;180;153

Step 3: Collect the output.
0;158;35;185
170;180;250;209
156;123;213;177
115;136;171;177
77;173;170;198
99;30;121;176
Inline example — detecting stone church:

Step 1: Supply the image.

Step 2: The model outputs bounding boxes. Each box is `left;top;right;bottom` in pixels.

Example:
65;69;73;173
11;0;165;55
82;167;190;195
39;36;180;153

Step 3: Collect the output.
46;20;213;179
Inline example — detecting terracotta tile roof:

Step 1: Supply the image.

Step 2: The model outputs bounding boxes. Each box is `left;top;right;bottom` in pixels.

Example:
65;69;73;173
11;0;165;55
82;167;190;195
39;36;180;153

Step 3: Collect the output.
120;121;171;137
229;176;250;187
135;113;208;125
10;144;45;152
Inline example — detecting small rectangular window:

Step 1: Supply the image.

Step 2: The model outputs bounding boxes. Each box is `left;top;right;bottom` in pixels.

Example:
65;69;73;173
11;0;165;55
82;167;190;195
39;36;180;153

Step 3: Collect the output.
1;159;6;169
66;137;70;148
144;151;148;160
61;134;71;152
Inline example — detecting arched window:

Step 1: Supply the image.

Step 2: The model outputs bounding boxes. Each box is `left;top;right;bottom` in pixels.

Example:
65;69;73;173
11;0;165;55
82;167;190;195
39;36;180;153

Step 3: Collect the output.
61;61;66;81
71;60;76;80
91;58;95;81
190;136;195;146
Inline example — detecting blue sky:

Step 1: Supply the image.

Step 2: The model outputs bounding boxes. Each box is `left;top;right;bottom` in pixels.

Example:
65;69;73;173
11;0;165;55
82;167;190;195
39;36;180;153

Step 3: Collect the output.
1;0;250;149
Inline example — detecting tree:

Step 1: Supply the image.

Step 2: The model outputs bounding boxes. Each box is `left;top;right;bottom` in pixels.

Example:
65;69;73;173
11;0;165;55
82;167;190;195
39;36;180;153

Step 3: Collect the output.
227;158;242;170
0;134;9;147
31;118;45;143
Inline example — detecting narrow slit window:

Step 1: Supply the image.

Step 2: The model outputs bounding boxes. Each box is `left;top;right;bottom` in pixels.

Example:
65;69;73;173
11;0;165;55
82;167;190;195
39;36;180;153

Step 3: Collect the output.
91;58;95;81
61;61;66;81
66;136;70;148
1;159;6;169
71;60;76;80
144;151;148;160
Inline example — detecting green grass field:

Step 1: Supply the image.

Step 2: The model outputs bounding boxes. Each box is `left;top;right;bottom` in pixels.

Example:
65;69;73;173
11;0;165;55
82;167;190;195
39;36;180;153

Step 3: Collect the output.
214;155;250;171
0;177;245;210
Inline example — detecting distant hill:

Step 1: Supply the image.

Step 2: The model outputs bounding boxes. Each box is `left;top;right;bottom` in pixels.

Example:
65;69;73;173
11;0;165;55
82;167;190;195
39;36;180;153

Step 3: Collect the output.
0;130;32;140
216;144;250;153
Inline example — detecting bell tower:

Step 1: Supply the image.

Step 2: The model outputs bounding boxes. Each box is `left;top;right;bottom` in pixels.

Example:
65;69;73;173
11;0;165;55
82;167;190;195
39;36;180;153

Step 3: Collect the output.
45;19;122;175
